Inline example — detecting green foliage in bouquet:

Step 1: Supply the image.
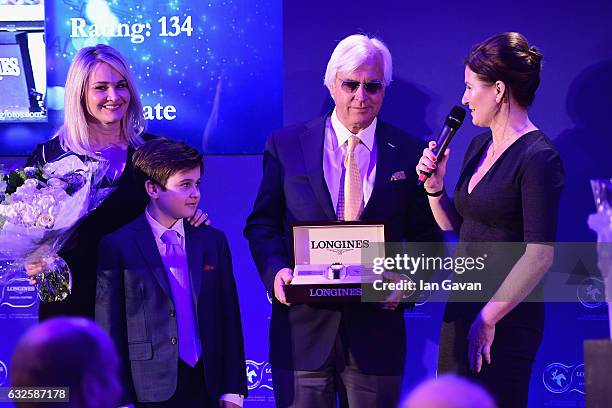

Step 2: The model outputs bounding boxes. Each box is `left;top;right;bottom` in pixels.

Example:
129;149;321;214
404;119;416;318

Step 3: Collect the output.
3;165;46;196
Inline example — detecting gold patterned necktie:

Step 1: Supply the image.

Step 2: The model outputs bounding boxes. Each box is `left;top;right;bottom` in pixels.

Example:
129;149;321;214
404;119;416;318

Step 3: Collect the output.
343;135;363;221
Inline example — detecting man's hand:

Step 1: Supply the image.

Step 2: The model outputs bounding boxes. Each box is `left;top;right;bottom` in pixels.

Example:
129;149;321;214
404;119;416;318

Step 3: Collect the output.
381;272;414;310
274;268;293;306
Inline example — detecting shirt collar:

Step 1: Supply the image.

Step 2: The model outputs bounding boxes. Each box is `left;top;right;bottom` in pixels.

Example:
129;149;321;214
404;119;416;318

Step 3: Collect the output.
330;108;376;152
145;206;185;242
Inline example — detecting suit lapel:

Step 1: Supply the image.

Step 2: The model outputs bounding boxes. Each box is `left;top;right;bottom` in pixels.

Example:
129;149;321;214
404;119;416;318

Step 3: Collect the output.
131;214;173;299
184;224;203;300
299;116;336;220
362;121;396;219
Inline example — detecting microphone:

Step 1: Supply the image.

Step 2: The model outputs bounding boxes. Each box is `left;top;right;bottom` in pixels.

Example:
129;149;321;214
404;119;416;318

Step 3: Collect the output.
417;106;466;185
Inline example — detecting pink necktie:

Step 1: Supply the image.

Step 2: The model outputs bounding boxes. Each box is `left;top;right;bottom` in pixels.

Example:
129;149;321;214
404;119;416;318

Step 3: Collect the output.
161;230;201;367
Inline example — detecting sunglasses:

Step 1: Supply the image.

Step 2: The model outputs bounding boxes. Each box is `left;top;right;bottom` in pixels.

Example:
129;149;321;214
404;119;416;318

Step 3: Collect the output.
339;80;384;95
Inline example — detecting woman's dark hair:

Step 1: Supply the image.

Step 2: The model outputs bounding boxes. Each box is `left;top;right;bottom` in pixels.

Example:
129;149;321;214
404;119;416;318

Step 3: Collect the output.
465;32;543;107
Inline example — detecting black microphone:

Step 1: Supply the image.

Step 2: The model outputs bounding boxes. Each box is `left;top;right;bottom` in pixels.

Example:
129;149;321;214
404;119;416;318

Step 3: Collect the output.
417;106;466;185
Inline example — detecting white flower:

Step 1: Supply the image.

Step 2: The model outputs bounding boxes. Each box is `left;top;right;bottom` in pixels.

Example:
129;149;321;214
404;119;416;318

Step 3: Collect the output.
12;180;39;203
47;177;68;190
33;194;56;211
46;204;60;217
0;204;16;220
43;155;87;177
22;178;39;189
47;187;69;204
18;202;41;226
36;213;55;229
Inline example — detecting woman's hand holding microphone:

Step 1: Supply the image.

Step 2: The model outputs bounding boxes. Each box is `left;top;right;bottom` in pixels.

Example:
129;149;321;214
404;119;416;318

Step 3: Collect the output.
416;141;451;196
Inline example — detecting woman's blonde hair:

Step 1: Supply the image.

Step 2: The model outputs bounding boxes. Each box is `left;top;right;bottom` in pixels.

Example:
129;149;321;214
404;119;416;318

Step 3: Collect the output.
57;44;145;156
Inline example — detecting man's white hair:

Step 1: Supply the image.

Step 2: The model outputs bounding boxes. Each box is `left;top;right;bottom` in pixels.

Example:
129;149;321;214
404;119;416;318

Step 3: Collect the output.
324;34;392;90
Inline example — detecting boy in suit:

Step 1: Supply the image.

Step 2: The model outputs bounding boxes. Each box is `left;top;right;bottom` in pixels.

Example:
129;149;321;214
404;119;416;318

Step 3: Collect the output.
95;138;247;407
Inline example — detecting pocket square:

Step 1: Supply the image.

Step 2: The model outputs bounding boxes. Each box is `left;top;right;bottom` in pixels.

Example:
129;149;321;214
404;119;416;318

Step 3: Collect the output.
203;264;215;271
390;171;407;181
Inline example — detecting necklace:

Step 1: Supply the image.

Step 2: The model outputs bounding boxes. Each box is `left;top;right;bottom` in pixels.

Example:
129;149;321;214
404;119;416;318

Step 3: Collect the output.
491;121;533;157
490;137;516;158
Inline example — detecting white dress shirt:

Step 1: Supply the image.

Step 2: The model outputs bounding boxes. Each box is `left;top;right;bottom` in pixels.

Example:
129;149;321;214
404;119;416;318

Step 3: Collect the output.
323;108;378;215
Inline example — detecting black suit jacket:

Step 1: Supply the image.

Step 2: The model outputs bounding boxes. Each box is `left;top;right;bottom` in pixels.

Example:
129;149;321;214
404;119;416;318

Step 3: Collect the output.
95;214;247;403
244;115;440;375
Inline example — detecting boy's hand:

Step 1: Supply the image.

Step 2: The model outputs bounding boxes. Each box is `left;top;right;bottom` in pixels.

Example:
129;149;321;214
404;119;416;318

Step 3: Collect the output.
188;209;211;227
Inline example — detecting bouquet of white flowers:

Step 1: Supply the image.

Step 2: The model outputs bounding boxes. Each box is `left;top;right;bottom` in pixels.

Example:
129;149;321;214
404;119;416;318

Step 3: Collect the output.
0;154;111;302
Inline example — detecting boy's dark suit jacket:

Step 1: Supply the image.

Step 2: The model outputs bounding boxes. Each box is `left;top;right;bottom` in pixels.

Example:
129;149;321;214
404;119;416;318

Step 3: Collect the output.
244;114;441;376
95;214;247;404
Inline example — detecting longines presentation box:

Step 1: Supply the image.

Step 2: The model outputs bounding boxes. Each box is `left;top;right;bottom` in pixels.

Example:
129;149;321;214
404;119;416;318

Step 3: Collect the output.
285;222;385;303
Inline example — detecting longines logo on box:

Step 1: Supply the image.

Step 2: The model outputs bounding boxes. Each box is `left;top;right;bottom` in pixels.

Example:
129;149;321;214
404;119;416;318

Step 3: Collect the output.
309;288;362;297
310;239;369;255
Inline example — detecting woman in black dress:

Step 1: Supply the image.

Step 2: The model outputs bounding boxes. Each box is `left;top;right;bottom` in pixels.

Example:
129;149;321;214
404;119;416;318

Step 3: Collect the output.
26;44;205;320
416;32;564;407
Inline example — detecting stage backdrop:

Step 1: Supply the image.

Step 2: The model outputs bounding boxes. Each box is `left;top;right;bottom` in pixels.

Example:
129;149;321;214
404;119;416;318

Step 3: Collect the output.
0;0;282;155
1;1;612;407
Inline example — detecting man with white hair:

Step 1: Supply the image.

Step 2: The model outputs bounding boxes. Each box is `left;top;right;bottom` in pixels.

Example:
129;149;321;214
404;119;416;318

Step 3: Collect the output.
244;34;439;407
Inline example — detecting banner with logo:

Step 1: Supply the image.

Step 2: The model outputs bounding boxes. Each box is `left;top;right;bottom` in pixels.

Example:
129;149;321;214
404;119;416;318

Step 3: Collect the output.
0;269;38;398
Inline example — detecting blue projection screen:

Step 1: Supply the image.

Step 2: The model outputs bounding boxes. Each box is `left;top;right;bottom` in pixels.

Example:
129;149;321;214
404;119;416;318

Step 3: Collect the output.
0;1;46;125
0;0;282;155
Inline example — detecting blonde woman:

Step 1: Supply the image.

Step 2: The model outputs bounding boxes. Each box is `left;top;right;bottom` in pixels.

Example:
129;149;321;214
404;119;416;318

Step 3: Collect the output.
26;44;206;320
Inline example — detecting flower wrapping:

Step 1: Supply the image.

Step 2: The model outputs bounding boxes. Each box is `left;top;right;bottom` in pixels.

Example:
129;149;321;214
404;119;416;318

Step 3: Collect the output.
0;154;112;302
